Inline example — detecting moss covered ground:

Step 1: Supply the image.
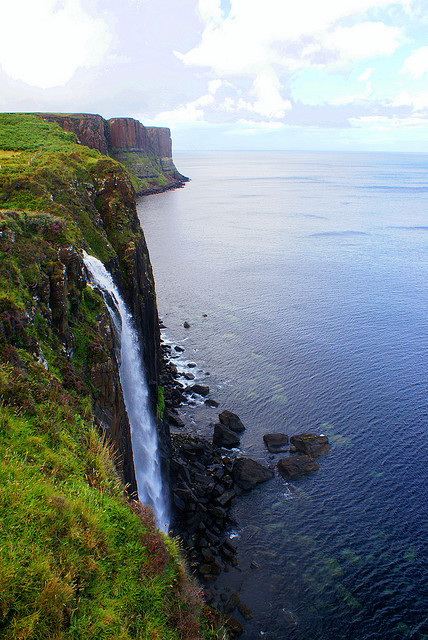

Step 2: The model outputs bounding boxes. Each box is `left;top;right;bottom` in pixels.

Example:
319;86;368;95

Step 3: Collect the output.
0;113;224;640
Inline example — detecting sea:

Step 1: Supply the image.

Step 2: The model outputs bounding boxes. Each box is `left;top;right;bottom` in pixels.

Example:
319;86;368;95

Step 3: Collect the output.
137;151;428;640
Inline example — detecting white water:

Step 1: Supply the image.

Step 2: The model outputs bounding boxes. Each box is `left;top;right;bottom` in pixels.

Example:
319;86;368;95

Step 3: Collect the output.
83;252;169;532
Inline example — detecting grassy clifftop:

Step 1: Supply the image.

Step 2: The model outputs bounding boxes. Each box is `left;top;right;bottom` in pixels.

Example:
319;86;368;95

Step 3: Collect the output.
0;113;222;640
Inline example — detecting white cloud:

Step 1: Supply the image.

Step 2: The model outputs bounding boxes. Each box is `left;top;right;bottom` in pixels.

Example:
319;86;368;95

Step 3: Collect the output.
228;118;285;135
147;79;223;126
172;0;406;128
177;0;408;76
324;22;402;62
251;69;292;118
401;46;428;78
198;0;225;25
0;0;111;88
392;90;428;111
349;115;428;129
358;67;375;82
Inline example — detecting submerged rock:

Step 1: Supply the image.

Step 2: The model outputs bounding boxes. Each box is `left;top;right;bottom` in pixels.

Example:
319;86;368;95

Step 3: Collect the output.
263;433;289;453
219;410;245;433
232;457;274;490
205;398;220;408
289;433;330;457
277;455;319;478
165;409;185;428
226;616;244;637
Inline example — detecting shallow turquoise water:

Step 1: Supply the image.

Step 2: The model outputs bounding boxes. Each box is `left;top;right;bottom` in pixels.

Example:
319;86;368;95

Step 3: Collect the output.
138;151;428;640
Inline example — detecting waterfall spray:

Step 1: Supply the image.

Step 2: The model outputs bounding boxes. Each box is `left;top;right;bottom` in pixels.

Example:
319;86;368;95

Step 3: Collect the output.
83;252;169;532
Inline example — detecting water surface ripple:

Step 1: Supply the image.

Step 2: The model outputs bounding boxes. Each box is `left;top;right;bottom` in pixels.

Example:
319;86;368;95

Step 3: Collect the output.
138;151;428;640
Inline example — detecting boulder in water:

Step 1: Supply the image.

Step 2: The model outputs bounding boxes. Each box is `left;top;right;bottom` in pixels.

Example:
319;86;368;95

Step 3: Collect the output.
289;433;330;457
232;457;274;490
213;423;240;448
219;410;245;433
191;384;210;397
277;455;319;478
263;433;289;453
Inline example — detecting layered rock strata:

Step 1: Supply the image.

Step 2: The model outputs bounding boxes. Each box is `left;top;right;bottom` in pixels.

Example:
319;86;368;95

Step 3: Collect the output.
39;113;187;194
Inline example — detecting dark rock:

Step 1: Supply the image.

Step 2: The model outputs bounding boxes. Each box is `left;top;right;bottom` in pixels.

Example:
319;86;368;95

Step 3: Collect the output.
201;547;215;563
277;455;319;478
226;616;244;637
183;321;190;328
205;529;220;546
263;433;289;453
173;493;186;511
238;603;253;620
187;362;197;368
174;345;184;352
222;539;238;555
232;457;274;490
224;593;240;614
219;410;245;433
165;409;185;428
199;562;221;576
213;423;240;448
220;545;236;560
205;398;220;407
191;384;210;396
210;505;227;520
183;372;195;380
289;433;330;457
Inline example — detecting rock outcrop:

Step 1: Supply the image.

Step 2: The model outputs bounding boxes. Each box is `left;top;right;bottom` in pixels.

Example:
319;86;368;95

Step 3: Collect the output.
263;433;289;453
289;433;330;457
38;113;109;154
39;113;187;194
232;457;274;490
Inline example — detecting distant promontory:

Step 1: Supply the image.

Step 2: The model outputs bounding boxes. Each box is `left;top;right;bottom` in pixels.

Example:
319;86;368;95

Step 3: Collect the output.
39;112;188;194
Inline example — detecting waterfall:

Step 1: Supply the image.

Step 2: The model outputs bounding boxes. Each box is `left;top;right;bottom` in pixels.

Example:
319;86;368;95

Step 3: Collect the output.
83;252;169;532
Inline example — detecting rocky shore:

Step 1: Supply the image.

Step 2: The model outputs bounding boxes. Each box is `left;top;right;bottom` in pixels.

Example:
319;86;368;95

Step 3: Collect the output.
159;334;331;637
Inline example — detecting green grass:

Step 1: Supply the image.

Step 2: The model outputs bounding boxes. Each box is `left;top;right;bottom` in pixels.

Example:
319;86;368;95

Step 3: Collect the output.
109;149;171;194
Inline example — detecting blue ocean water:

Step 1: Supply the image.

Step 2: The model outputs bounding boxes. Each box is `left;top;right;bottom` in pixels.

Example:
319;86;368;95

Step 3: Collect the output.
137;151;428;640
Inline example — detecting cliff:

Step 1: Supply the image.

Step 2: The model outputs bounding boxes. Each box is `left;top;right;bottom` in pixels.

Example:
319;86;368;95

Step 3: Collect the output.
39;113;188;195
0;113;217;639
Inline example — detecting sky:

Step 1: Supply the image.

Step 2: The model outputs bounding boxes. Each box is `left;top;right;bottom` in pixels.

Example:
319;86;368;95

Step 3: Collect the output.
0;0;427;151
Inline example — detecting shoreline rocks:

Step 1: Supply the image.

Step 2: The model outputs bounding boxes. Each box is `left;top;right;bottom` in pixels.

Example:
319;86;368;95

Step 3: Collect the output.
232;457;274;490
219;410;246;433
277;455;319;478
213;422;241;448
289;433;330;457
263;433;289;453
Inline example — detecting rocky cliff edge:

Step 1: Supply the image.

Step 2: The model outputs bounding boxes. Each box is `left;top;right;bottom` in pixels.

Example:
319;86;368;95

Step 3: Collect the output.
39;113;188;195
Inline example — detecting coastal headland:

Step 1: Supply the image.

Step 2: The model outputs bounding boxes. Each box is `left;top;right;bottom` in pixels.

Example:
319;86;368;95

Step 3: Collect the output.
0;112;220;640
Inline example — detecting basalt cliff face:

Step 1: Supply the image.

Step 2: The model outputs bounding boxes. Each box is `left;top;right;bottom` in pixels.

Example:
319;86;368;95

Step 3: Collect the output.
40;113;187;194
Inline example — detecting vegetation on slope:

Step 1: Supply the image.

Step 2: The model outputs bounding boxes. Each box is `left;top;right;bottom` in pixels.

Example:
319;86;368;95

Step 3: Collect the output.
109;149;169;194
0;113;223;639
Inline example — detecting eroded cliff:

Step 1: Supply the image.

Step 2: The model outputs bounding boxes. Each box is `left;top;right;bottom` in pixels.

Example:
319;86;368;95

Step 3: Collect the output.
40;112;188;195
